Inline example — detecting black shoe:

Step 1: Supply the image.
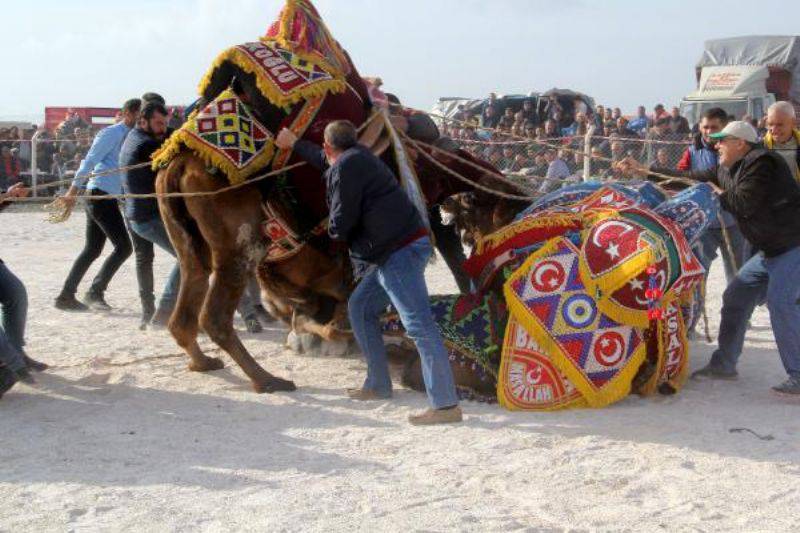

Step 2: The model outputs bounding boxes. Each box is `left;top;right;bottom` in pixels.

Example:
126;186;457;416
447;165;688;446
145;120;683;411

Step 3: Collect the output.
24;355;49;372
140;304;155;331
244;315;263;333
691;363;738;381
55;294;89;312
0;368;18;400
14;368;35;385
84;291;112;311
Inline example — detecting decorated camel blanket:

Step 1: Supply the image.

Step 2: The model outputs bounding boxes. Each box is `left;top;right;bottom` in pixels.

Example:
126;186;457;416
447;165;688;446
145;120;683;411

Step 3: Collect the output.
386;181;718;410
152;0;351;183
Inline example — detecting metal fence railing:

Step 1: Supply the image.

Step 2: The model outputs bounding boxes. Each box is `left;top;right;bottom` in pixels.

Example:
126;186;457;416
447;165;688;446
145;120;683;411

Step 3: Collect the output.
440;119;693;192
0;132;98;197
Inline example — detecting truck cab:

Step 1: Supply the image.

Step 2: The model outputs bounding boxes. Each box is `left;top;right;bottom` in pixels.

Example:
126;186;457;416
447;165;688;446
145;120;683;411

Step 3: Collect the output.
680;65;776;127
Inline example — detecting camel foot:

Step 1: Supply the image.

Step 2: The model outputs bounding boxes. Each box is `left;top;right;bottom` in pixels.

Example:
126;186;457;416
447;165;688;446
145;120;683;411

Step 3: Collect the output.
252;375;297;394
188;356;225;372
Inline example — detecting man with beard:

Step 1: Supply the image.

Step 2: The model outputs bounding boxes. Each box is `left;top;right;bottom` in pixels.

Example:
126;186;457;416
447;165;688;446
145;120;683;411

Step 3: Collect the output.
120;101;179;328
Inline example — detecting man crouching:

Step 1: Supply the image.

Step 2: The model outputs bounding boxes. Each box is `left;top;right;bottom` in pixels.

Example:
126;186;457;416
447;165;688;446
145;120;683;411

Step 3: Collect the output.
276;121;462;425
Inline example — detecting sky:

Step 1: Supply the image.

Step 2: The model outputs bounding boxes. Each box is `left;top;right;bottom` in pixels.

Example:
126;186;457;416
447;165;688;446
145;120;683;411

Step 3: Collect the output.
4;0;800;122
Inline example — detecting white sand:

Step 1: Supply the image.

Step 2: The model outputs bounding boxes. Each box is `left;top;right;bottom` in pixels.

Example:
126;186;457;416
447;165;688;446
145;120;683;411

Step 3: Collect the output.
1;208;799;532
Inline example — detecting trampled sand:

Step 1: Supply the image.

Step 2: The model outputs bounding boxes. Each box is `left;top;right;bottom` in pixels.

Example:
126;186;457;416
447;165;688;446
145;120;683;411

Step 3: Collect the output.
1;209;798;532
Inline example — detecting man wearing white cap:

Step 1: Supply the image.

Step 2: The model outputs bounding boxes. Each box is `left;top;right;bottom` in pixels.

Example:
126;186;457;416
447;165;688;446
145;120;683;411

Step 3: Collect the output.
691;121;800;395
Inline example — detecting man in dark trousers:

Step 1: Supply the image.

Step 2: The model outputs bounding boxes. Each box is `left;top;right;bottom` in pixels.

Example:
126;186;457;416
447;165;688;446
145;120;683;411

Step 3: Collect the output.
276;121;462;425
120;101;179;329
686;122;800;395
54;98;141;311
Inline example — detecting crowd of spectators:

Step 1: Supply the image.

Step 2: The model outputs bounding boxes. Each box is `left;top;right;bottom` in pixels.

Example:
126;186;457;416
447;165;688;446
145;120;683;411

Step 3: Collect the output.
0;107;184;194
441;93;770;191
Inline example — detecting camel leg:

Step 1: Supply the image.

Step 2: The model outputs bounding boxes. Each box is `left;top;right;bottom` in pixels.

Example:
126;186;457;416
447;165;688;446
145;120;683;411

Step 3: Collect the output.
201;259;296;393
160;213;224;373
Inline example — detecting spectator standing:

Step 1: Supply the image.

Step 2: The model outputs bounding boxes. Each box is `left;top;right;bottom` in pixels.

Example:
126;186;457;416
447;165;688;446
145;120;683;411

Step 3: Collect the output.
628;106;649;135
53;99;141;312
763;101;799;181
539;148;571;194
669;106;691;135
653;103;669;122
676;107;747;285
481;106;499;129
0;146;22;189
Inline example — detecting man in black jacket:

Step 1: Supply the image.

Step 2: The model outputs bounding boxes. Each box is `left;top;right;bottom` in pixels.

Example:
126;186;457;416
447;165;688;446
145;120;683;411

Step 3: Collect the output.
120;102;180;329
276;120;462;424
689;122;800;395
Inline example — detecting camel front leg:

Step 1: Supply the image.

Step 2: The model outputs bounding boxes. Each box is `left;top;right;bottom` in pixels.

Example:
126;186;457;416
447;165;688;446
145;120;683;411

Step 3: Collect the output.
201;258;296;393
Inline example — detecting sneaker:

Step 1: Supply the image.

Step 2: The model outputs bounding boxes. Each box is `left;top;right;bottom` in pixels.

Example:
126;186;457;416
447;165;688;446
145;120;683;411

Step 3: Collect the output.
772;376;800;396
55;294;89;312
691;364;738;381
24;355;49;372
409;406;463;426
346;388;391;401
0;368;18;400
84;291;112;311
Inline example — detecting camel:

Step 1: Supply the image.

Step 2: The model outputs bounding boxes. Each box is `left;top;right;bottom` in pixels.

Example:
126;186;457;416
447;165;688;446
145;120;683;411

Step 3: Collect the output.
153;1;529;393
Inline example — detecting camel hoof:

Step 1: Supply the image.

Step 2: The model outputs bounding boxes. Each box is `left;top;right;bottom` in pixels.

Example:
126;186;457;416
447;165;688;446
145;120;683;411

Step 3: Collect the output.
188;357;225;372
287;330;320;354
252;376;297;394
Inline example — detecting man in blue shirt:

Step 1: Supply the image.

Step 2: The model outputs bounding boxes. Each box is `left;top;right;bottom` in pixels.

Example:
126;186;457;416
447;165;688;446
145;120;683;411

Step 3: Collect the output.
628;106;649;135
54;99;141;312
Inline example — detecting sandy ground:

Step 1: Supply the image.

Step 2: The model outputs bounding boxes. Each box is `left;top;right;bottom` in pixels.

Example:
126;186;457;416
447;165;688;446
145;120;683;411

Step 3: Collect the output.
1;208;799;532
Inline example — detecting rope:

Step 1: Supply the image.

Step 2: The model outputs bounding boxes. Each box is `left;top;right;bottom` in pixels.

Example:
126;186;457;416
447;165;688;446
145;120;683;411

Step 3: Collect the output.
428;112;696;185
398;130;539;201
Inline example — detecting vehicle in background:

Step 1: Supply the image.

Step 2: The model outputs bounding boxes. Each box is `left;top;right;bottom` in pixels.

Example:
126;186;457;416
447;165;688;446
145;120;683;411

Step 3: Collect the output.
680;36;800;127
431;89;595;131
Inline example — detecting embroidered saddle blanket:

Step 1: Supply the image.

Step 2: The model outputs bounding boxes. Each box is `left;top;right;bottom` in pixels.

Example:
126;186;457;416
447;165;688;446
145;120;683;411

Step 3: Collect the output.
152;88;276;184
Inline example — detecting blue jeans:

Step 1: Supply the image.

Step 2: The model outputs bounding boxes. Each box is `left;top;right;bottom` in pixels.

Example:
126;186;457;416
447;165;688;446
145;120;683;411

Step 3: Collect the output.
709;246;800;378
348;237;459;409
0;261;28;372
129;218;180;311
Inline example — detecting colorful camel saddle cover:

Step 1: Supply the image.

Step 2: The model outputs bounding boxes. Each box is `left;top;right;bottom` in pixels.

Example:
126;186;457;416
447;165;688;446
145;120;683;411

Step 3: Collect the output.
152;89;275;184
498;316;586;411
504;237;646;408
198;40;345;110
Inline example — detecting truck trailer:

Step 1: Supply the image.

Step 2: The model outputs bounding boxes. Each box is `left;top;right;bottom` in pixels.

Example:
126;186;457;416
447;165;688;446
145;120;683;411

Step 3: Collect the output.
680;35;800;127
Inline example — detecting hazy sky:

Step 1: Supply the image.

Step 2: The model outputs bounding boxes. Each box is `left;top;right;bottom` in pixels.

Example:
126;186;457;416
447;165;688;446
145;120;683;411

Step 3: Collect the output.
5;0;800;121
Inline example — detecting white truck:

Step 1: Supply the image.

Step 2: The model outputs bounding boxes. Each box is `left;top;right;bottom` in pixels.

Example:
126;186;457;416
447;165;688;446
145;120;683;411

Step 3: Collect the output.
680;36;800;127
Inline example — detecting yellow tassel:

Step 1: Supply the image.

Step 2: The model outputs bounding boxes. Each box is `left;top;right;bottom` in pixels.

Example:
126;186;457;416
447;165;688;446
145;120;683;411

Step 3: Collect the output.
197;45;346;109
503;237;647;408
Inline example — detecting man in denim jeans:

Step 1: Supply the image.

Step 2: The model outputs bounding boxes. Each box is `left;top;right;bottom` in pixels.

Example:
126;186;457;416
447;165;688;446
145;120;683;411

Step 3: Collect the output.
689;122;800;395
120;101;180;328
276;121;462;425
0;184;49;399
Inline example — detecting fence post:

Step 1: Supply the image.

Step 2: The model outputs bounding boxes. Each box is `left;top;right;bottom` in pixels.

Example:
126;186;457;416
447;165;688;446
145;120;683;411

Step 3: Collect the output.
31;132;41;198
582;125;595;182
